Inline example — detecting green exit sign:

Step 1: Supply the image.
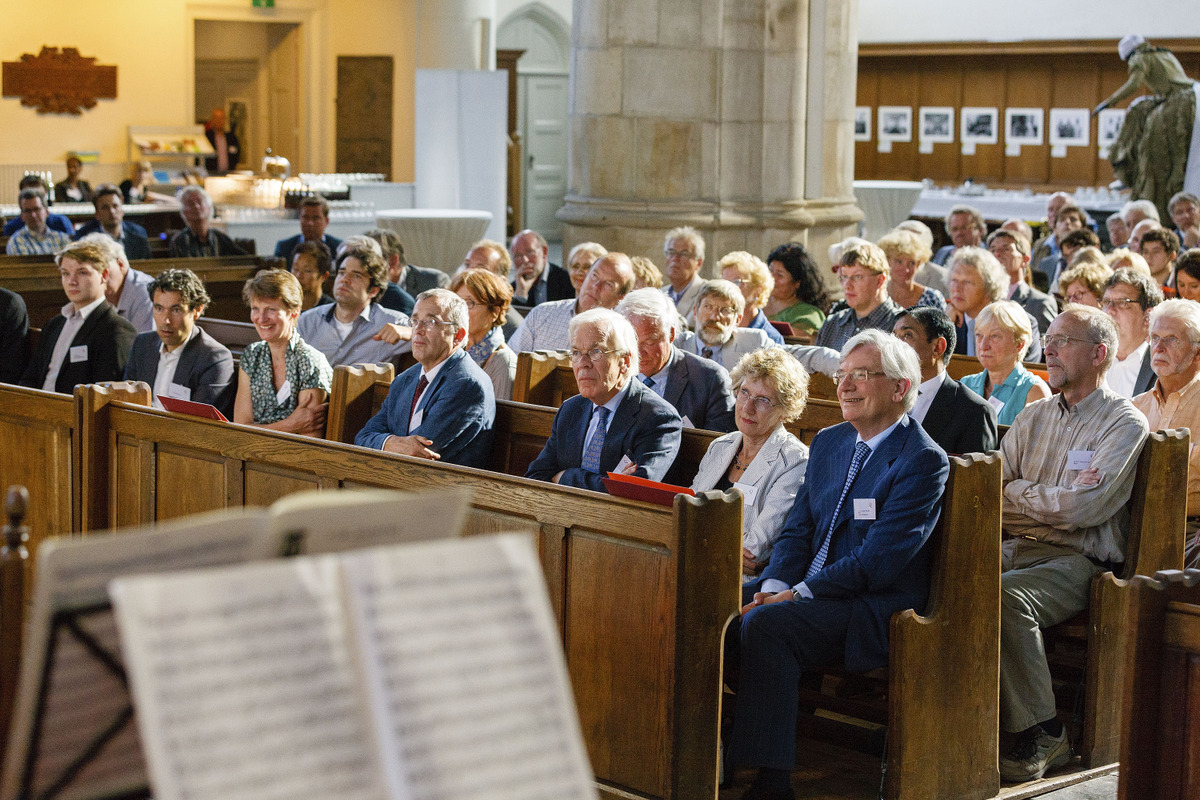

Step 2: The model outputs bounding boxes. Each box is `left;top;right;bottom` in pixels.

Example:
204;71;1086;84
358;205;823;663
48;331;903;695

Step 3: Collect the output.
252;0;274;7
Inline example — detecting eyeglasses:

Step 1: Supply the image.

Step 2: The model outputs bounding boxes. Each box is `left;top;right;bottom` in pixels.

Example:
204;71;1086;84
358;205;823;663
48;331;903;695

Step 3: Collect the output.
664;249;696;259
410;317;456;331
1101;298;1142;311
1150;334;1199;349
1065;292;1096;305
735;387;778;412
833;368;886;384
568;347;620;363
1043;334;1100;349
698;303;738;318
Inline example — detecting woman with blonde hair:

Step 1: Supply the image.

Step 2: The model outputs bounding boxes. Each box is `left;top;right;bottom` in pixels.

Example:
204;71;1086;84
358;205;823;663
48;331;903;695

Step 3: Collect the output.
1106;247;1153;277
720;250;784;344
961;300;1051;424
630;255;664;289
566;241;607;296
449;268;517;400
878;228;944;310
1058;261;1114;307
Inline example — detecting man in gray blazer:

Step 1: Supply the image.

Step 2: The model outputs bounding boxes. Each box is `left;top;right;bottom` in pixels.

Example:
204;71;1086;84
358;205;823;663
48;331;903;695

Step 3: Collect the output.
124;268;235;417
616;288;736;433
675;279;774;370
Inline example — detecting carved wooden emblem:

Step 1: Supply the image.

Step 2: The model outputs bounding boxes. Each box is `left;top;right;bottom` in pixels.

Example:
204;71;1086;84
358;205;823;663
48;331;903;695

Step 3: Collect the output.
2;46;117;114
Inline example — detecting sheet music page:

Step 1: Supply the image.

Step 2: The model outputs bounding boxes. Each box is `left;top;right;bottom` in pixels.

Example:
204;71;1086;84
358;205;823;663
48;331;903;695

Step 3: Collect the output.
340;534;598;800
109;558;390;800
270;486;472;555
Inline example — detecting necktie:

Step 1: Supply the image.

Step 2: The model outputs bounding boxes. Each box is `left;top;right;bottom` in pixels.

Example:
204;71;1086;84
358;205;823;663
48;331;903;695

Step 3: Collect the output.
806;441;871;579
701;346;714;360
581;406;610;473
409;374;429;421
642;375;654;388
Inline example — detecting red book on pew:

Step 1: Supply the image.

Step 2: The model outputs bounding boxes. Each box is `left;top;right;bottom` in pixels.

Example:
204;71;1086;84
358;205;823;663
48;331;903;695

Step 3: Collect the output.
770;321;795;337
159;396;229;421
602;472;695;506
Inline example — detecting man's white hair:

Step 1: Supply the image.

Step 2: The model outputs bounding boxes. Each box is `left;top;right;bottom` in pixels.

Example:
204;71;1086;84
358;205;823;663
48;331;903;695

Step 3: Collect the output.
664;226;705;262
569;307;640;377
949;247;1009;304
77;232;128;272
840;328;921;412
177;185;213;216
1149;298;1200;346
1121;199;1161;226
415;288;469;345
614;288;675;337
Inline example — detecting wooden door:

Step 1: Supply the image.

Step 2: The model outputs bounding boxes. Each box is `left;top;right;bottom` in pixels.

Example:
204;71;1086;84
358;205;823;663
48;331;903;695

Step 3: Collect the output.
336;56;393;179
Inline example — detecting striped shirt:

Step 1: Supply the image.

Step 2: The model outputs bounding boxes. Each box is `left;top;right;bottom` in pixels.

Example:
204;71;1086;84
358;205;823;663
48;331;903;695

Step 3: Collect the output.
6;226;71;255
813;298;904;351
507;298;577;352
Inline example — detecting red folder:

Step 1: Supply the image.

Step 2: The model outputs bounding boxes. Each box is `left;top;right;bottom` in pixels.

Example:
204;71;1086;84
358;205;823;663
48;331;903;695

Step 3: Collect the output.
159;396;229;421
602;472;695;506
770;321;795;337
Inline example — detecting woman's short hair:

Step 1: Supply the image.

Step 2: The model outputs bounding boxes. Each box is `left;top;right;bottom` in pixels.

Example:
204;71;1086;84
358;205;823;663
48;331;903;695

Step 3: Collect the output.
728;348;810;423
718;251;773;308
1174;248;1200;284
894;219;935;251
1058;261;1113;301
976;300;1034;360
449;268;513;329
878;229;933;264
242;268;303;313
630;256;665;289
568;241;607;267
948;247;1009;303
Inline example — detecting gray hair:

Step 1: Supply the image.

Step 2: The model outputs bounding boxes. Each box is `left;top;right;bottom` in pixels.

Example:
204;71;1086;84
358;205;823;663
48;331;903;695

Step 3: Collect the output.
944;204;986;234
77;232;128;271
568;241;607;265
17;186;46;207
894;220;935;251
614;287;676;336
569;307;641;377
664;225;705;262
1149;298;1200;346
949;246;1009;303
841;328;921;412
976;300;1034;360
338;234;383;259
177;185;213;216
729;348;810;423
1061;305;1120;373
1121;199;1161;226
1169;192;1200;215
697;279;746;317
415;288;469;344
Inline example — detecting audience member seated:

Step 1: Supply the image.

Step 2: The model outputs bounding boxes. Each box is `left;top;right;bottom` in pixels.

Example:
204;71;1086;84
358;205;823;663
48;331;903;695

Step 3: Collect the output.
932;204;986;266
273;194;343;259
233;269;332;437
53;155;93;203
1128;218;1161;254
3;175;74;237
894;220;946;295
631;255;665;290
1033;204;1089;291
81;233;155;334
1000;217;1036;249
661;225;708;320
1168;191;1200;249
0;287;29;383
1106;214;1130;250
20;240;137;392
726;329;949;800
459;238;523;339
1107;247;1152;277
1174;249;1200;301
1132;298;1200;568
996;306;1147;784
526;308;682;491
124;268;235;416
1029;192;1073;267
879;228;944;311
720;251;785;344
961;301;1052;425
508;252;636;352
120;160;156;204
354;288;496;468
692;348;810;600
1101;268;1161;398
169;186;247;257
1121;198;1161;233
354;228;413;314
893;306;998;454
814;242;903;351
949;247;1046;361
510;228;572;306
1139;227;1181;286
74;184;152;260
6;188;72;255
677;280;774;369
615;288;736;432
365;227;449;299
566;242;607;297
763;242;829;335
296;242;412;369
1058;259;1113;308
450;268;517;401
291;240;334;311
989;229;1058;334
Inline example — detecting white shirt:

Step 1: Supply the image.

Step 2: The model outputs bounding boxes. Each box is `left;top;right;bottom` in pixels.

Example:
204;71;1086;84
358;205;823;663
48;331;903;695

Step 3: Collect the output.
151;326;199;408
582;381;631;457
1106;339;1149;398
409;355;450;429
331;303;372;342
909;371;947;424
43;296;106;391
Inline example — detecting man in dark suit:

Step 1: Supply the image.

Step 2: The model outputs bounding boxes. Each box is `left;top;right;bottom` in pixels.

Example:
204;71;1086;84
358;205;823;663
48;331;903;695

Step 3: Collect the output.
616;288;735;432
510;229;573;306
74;184;153;260
727;329;949;800
988;229;1057;335
526;308;683;492
0;287;29;384
366;227;441;312
124;268;235;417
21;240;137;393
1101;268;1161;398
355;289;495;468
931;204;986;265
893;307;998;455
273;194;343;259
169;187;246;258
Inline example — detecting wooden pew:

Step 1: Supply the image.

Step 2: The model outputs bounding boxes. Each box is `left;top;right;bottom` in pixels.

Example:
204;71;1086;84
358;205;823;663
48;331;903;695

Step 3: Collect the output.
72;384;744;800
1117;568;1200;800
0;486;30;773
946;353;1049;384
196;317;259;360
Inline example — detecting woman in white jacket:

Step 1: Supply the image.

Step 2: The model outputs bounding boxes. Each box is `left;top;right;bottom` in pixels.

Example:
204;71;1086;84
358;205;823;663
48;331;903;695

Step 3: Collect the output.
691;348;810;595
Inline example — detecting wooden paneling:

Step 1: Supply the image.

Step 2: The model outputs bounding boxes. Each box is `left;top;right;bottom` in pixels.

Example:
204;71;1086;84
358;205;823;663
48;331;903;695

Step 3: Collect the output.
155;446;229;523
244;462;323;507
0;390;73;565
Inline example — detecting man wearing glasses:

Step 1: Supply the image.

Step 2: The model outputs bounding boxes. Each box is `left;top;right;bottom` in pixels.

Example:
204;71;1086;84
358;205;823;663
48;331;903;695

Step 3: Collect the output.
1100;268;1162;398
525;308;682;492
995;306;1147;783
355;288;495;468
813;243;905;352
508;253;636;352
661;226;708;320
676;280;774;369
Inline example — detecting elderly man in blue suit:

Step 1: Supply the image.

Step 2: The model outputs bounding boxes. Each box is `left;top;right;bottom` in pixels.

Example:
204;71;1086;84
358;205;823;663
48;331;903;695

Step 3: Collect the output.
726;329;950;800
355;288;495;468
526;308;682;492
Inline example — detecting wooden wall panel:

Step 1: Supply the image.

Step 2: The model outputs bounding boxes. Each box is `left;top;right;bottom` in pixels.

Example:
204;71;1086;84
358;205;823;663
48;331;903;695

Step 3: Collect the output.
1048;61;1101;187
875;68;920;179
960;64;1007;183
1003;61;1052;184
156;447;229;523
113;437;153;530
243;463;322;507
916;64;962;183
855;63;879;180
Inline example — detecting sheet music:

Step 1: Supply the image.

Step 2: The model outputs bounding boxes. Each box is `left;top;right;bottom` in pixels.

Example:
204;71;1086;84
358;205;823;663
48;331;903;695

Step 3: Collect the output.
110;559;389;800
341;535;598;800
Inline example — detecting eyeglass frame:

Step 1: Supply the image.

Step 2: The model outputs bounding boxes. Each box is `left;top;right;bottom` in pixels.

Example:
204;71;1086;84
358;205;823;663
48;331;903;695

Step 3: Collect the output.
735;386;779;412
567;347;623;364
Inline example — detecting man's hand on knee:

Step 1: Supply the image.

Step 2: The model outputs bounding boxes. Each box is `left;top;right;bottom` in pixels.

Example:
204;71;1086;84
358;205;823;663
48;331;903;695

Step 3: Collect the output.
740;589;796;615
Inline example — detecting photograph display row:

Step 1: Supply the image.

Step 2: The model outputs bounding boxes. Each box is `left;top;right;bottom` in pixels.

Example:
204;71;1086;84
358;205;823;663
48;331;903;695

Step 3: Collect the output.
855;105;1128;151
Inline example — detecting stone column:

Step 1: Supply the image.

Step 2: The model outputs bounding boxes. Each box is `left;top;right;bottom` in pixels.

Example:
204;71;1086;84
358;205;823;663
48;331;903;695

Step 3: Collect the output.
559;0;862;281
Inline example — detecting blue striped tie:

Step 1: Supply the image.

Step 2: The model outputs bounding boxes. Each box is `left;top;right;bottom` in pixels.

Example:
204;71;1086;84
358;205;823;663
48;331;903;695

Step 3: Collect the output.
581;406;610;473
806;441;871;579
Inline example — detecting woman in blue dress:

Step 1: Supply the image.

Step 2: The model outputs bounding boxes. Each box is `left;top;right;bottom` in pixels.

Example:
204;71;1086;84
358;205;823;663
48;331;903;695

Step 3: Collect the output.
961;300;1052;425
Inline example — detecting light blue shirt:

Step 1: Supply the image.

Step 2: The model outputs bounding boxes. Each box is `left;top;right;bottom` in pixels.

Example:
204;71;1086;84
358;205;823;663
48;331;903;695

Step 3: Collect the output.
582;380;631;456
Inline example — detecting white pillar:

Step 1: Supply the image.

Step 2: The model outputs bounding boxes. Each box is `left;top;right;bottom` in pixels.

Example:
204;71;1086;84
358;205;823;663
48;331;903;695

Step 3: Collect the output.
416;0;498;71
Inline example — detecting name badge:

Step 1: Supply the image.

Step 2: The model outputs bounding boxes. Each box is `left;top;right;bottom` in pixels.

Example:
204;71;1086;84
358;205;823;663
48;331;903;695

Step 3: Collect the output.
987;395;1005;413
680;415;695;429
69;345;88;363
853;498;877;520
733;481;759;506
614;454;634;473
167;383;192;401
275;379;292;405
1067;450;1095;470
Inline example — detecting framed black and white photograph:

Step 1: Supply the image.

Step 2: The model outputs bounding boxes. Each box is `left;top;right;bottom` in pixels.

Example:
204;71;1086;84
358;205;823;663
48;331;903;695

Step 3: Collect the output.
878;106;913;142
919;107;955;144
961;107;999;145
1005;108;1044;146
854;107;871;142
1097;108;1126;147
1049;108;1090;147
